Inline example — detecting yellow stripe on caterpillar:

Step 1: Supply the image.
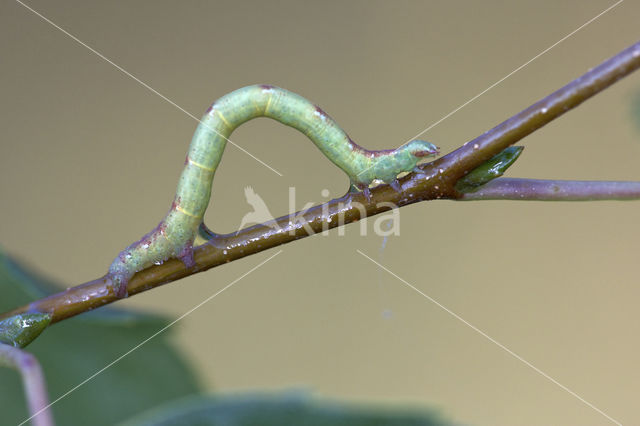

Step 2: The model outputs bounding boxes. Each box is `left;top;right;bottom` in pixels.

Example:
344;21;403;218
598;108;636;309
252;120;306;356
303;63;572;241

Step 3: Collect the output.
187;156;215;172
216;109;232;129
175;204;199;218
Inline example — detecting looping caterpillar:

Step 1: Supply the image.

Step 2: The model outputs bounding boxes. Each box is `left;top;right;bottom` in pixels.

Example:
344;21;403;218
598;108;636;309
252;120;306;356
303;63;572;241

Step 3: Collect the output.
108;85;439;298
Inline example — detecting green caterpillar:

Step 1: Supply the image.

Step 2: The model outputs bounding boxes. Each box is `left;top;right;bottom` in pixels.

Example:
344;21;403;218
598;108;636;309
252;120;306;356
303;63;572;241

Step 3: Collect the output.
108;85;438;298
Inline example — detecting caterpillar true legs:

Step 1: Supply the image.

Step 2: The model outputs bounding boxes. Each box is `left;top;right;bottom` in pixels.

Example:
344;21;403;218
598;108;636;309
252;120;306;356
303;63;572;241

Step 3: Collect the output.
107;85;438;298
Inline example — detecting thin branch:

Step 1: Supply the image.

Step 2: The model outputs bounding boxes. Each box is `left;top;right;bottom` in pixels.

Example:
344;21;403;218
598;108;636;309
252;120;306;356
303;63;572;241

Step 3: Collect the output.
0;344;54;426
459;178;640;201
1;41;639;326
434;42;640;184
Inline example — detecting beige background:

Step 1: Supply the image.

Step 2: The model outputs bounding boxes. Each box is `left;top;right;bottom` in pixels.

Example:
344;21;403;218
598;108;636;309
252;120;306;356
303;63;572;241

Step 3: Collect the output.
1;1;639;425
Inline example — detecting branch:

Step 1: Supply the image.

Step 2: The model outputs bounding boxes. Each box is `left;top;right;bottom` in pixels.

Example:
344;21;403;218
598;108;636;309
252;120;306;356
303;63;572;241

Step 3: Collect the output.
1;41;639;326
0;344;54;426
459;178;640;201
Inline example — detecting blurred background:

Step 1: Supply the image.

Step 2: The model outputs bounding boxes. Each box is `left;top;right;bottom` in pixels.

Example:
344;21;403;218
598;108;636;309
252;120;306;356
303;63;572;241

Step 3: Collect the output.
1;1;639;424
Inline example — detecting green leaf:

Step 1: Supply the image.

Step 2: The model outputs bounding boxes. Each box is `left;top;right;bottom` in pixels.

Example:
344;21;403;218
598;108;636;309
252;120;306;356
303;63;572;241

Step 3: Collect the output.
119;392;452;426
0;246;61;309
455;146;524;193
0;248;202;425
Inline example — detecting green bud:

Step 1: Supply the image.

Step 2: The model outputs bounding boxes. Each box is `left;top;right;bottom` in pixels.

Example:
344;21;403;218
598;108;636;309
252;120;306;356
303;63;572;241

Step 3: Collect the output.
456;146;524;193
0;313;51;348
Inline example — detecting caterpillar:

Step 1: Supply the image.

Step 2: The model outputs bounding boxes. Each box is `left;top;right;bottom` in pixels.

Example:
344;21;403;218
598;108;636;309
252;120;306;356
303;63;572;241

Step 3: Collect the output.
108;85;438;298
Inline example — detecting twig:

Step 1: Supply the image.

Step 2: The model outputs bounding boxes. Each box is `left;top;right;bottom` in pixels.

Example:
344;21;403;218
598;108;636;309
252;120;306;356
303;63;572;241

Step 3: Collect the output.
459;178;640;201
1;40;639;326
0;344;54;426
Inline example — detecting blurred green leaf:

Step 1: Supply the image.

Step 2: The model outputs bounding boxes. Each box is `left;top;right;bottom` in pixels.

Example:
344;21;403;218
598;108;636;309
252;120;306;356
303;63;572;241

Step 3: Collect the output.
0;248;202;425
456;146;524;193
0;246;60;309
119;392;451;426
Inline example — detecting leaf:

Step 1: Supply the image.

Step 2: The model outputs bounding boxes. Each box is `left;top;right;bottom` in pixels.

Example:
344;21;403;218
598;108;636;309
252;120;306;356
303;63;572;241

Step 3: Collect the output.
455;146;524;193
119;392;452;426
0;247;202;425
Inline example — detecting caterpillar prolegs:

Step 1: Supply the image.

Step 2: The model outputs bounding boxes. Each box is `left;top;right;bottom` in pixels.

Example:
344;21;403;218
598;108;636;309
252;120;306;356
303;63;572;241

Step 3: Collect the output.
108;85;438;298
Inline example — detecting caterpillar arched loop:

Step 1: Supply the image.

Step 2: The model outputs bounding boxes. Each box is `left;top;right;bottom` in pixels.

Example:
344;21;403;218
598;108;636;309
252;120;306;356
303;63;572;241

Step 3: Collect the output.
107;85;439;298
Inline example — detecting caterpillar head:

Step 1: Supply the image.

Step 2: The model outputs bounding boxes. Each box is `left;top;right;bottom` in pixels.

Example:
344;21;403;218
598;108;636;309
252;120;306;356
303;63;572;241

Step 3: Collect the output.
404;139;439;159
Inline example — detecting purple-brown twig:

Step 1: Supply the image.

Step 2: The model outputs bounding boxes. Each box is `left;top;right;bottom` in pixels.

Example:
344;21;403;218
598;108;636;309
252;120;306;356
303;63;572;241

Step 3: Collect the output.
0;344;53;426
